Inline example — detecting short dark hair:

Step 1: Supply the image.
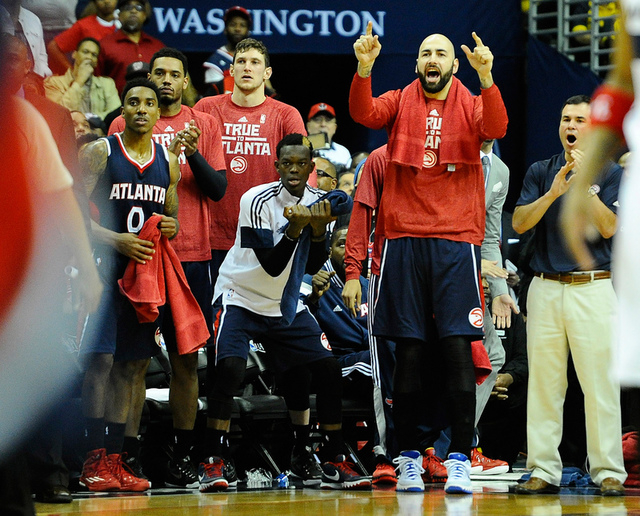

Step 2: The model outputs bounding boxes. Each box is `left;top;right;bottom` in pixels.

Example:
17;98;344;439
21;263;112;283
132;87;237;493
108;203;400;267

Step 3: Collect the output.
276;133;313;159
234;38;270;68
330;225;348;247
149;47;189;77
76;37;100;52
562;94;591;114
121;77;160;104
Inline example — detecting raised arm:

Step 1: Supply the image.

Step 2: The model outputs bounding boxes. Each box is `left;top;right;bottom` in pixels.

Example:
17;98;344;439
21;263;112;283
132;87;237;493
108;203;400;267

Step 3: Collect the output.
512;161;575;234
461;32;494;89
353;21;381;78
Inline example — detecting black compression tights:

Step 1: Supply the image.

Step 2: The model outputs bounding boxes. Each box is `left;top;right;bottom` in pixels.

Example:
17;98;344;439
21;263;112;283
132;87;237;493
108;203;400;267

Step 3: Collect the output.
393;336;476;456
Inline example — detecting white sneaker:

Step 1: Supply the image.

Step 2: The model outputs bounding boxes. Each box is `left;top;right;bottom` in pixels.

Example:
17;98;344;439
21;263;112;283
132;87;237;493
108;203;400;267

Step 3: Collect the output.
444;453;472;494
393;450;425;492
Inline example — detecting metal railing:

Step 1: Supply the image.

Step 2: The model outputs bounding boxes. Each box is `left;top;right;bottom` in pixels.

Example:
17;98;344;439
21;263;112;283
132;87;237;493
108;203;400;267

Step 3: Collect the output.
528;0;620;76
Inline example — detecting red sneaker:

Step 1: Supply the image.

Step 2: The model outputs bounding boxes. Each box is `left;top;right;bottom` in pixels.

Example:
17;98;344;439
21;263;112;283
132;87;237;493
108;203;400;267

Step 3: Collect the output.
422;448;447;483
108;453;151;491
372;461;397;485
470;447;509;475
79;448;120;492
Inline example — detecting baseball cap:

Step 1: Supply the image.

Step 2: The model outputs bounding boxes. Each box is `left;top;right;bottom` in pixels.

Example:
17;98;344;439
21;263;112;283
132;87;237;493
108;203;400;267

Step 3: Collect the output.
117;0;148;9
224;6;252;25
308;103;336;121
125;61;150;81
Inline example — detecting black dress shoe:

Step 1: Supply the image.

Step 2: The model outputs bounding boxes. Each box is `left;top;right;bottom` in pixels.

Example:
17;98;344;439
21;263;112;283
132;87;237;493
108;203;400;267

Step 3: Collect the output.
35;485;73;504
514;476;560;495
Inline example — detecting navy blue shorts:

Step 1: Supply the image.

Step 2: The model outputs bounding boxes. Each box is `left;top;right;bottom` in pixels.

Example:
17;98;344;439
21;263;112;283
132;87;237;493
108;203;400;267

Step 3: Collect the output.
211;298;333;373
374;237;484;341
80;280;164;362
163;260;212;354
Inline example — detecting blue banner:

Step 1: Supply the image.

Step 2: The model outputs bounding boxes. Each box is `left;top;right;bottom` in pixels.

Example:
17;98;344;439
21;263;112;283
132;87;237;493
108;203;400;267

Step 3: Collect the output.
145;0;522;57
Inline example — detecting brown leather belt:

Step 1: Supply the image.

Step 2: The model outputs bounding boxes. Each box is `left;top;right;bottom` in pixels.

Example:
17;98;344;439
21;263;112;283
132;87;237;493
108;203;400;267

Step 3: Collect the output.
534;271;611;284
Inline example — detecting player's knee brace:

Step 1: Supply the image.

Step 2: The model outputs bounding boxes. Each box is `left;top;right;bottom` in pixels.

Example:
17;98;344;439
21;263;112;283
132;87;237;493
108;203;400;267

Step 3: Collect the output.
207;356;246;420
308;357;342;425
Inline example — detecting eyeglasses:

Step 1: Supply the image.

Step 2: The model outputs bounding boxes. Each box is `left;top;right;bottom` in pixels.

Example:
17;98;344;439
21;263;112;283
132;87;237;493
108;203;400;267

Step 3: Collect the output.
316;170;336;179
120;3;145;12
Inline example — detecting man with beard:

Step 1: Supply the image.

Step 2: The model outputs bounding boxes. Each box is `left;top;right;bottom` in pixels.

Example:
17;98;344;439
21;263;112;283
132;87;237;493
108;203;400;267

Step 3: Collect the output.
95;0;164;93
512;95;626;496
347;23;508;494
109;47;227;488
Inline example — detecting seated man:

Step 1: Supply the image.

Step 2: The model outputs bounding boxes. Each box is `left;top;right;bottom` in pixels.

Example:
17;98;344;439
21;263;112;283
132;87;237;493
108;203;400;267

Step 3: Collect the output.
306;103;351;169
44;37;120;121
199;134;370;492
313;157;338;193
301;226;371;391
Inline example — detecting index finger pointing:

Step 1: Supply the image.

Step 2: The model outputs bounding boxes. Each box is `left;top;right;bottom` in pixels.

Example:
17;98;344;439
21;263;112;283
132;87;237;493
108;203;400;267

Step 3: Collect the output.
472;31;484;47
365;20;373;36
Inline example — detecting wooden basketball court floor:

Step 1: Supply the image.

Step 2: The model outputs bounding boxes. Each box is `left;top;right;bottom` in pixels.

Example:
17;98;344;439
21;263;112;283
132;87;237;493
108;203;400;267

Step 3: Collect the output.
35;478;640;515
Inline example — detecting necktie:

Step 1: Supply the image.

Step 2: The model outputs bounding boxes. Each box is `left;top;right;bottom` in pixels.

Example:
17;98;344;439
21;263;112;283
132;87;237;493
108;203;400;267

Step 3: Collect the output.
482;155;491;189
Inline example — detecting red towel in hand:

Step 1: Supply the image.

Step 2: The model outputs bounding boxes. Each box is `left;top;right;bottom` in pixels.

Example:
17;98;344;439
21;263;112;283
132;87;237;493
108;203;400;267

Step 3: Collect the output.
472;339;492;385
118;215;210;354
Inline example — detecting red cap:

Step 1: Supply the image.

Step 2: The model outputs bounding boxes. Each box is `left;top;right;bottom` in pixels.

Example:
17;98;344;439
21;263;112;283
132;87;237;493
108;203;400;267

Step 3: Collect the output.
224;6;251;25
308;103;336;121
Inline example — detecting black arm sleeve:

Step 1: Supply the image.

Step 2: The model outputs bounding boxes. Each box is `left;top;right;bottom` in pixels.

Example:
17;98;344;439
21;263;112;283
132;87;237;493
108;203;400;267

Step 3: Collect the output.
305;238;330;275
186;150;227;201
254;235;298;277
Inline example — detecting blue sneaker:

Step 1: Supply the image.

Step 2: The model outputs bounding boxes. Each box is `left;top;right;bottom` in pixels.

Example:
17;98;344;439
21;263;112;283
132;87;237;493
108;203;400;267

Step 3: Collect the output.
444;453;472;494
393;450;425;492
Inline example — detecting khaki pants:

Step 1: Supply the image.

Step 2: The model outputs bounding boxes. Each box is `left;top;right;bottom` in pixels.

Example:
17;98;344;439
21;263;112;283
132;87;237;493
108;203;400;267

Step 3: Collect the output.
525;276;626;486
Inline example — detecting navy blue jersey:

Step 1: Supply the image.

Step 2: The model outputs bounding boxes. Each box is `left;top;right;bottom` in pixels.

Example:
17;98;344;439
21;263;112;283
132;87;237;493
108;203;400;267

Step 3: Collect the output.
516;152;622;273
301;260;369;356
91;133;171;236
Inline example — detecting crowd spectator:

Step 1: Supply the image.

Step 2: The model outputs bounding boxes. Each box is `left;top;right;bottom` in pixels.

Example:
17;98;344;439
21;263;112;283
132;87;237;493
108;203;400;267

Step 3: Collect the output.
47;0;118;75
306;102;351;169
94;0;164;93
44;37;120;121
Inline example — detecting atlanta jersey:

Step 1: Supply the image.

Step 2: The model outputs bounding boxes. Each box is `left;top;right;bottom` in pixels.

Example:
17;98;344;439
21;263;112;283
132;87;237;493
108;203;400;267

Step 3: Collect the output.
110;106;226;262
193;94;306;251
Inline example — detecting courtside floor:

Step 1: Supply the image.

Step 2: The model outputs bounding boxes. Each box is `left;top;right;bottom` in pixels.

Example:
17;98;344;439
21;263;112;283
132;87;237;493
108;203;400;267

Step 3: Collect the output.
35;472;640;515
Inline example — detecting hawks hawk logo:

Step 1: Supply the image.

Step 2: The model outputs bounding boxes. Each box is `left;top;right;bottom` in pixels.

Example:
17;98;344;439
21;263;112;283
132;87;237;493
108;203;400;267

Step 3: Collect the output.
230;156;248;174
468;307;484;328
154;328;166;350
321;332;331;351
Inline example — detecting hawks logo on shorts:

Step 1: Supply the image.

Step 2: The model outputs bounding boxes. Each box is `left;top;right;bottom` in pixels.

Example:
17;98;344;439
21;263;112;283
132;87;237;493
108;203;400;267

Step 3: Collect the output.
155;328;166;350
320;332;331;351
468;307;484;329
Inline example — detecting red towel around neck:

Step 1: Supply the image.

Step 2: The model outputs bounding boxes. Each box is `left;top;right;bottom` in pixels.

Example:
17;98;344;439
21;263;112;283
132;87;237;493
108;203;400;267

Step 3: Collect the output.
387;76;483;169
118;215;210;354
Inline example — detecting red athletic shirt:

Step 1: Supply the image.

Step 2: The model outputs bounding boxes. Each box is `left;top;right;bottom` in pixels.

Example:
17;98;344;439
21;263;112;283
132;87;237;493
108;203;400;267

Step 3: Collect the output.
349;75;508;246
54;16;118;53
194;94;306;251
345;145;387;281
95;30;165;93
110;106;226;262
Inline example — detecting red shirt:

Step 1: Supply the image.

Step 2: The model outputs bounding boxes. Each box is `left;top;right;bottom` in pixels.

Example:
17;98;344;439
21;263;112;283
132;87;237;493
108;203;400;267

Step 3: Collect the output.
194;94;306;251
110;106;226;262
95;30;164;93
349;75;508;246
54;16;118;53
345;145;387;281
